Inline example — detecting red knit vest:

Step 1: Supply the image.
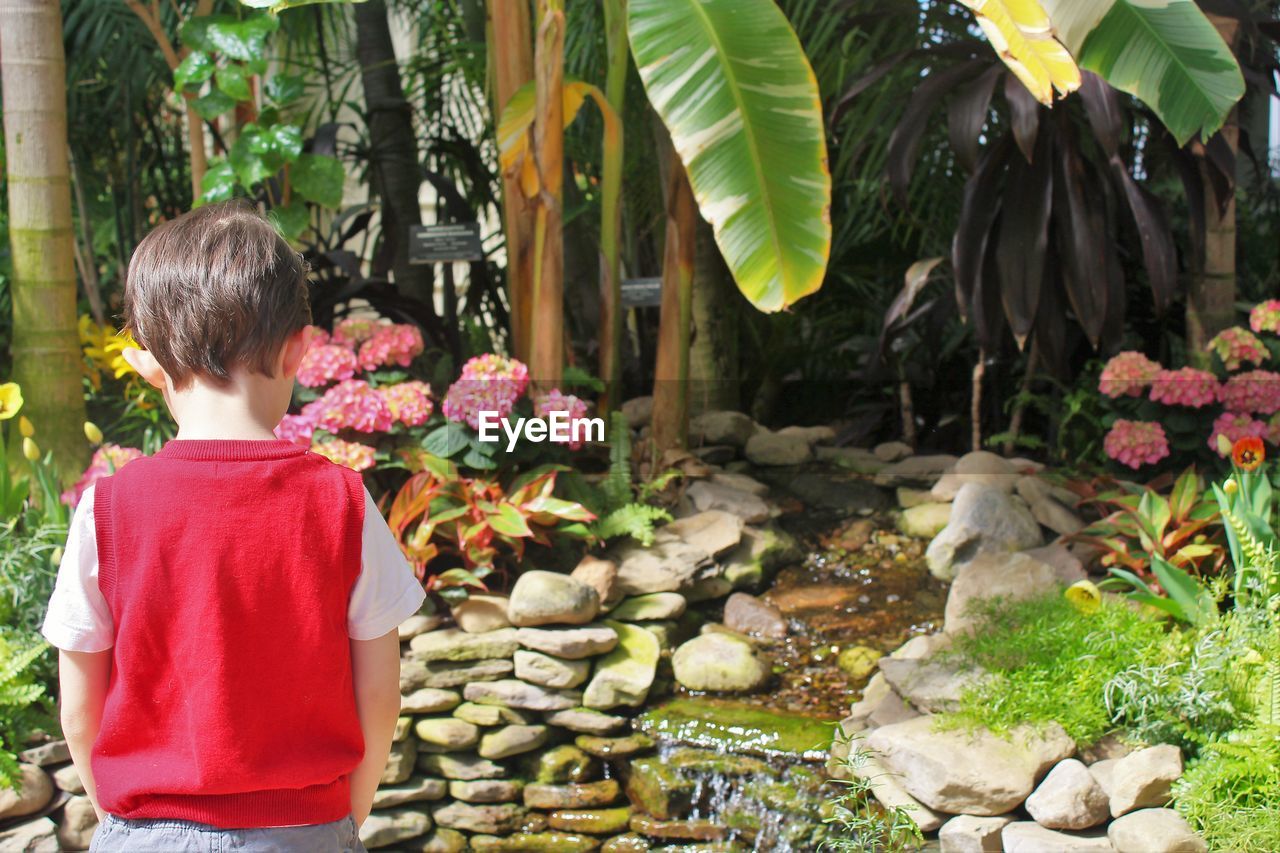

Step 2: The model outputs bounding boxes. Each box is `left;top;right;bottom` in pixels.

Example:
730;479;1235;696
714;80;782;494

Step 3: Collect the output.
91;439;366;828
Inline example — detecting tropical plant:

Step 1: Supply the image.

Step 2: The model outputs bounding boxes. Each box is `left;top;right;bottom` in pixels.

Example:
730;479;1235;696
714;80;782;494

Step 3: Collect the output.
0;630;56;791
821;728;925;851
587;413;673;546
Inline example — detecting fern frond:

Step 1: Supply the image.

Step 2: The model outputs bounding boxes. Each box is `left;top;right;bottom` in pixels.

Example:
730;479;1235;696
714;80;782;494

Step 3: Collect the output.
602;413;634;513
592;504;672;546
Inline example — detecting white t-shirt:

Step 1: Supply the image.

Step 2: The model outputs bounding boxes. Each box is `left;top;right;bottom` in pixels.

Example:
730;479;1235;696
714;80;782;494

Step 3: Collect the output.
41;484;427;652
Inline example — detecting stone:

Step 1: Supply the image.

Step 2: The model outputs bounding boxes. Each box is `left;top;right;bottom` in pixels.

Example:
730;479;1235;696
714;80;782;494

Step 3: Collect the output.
722;592;787;639
818;445;887;474
709;470;770;496
575;733;654;758
451;594;512;634
420;658;514;689
777;424;836;444
517;625;618;659
373;776;447;809
0;764;53;819
874;454;959;487
571;556;621;609
410;628;519;662
465;679;582;711
1109;808;1207;853
432;801;527;834
508;571;601;627
658;510;744;557
867;716;1075;815
583;621;661;709
1001;822;1113;852
1079;734;1133;765
851;754;944;832
875;441;914;462
944;552;1060;634
832;518;876;550
382;740;418;785
609;592;687;622
837;645;882;681
418;752;505;780
897;487;933;508
926;483;1044;581
877;656;983;713
0;817;58;853
548;807;633;835
449;779;526;804
1024;542;1088;585
470;833;600;853
938;814;1014;853
779;471;891;514
359;808;432;849
515;650;591;689
1108;744;1182;817
693;444;735;465
56;795;98;851
621;396;653;428
629;814;727;842
891;633;952;660
612;538;716;595
401;688;463;714
867;688;921;729
524;744;598;784
722;525;800;591
399;613;444;641
635;698;833;761
601;834;650;853
19;741;69;767
932;451;1018;500
690;410;758;447
1026;758;1111;830
415;718;480;752
393;716;412;741
454;702;530;726
51;764;83;795
897;503;952;539
1017;476;1085;536
672;634;770;693
525;780;621;809
685;481;770;524
543;707;627;735
418;828;468;853
744;430;813;466
479;725;549;760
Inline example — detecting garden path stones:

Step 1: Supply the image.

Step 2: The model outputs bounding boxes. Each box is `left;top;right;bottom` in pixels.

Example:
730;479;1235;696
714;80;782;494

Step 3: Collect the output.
689;410;758;447
867;716;1074;815
507;571;600;627
943;552;1059;635
1108;808;1207;853
401;688;462;714
514;650;591;689
358;808;433;848
478;725;548;760
464;679;582;711
612;538;717;595
450;594;511;634
418;753;506;781
373;777;448;809
1105;744;1182;816
938;814;1014;852
56;795;98;850
1001;821;1113;852
431;802;527;834
524;779;621;809
658;510;743;557
608;592;687;622
582;621;660;709
671;633;771;693
542;707;627;735
1025;758;1111;830
744;429;813;466
516;625;618;659
410;628;519;662
570;555;620;609
722;592;787;638
0;764;53;819
926;482;1043;581
931;451;1018;500
449;779;525;804
685;480;771;524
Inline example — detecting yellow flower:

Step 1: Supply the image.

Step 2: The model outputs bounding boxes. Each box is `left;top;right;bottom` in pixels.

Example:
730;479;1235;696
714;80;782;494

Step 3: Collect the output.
79;315;138;381
0;383;22;420
22;437;40;462
1224;479;1239;496
84;421;104;445
18;416;34;438
1064;579;1102;614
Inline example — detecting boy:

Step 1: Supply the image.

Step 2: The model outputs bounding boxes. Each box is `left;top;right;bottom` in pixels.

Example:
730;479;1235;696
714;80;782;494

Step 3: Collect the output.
40;201;426;852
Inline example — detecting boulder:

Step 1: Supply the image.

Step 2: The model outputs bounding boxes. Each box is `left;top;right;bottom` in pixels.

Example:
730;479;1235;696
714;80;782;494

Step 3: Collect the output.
939;814;1014;853
19;742;68;767
56;795;98;851
612;538;717;596
507;571;600;627
874;441;914;462
609;592;687;622
0;817;58;853
875;454;959;487
526;744;598;784
419;658;515;689
685;480;771;524
0;764;53;819
463;680;583;711
516;625;618;659
896;487;934;509
877;656;984;713
582;621;660;709
373;777;448;809
414;718;480;752
514;650;591;689
382;740;417;785
658;510;744;557
621;396;653;428
419;829;467;853
1001;822;1113;852
709;470;770;497
410;628;519;663
451;594;512;634
867;716;1075;815
449;779;525;804
570;556;621;609
1108;808;1207;853
672;633;770;693
432;802;527;834
52;764;83;795
359;808;433;849
454;702;530;727
722;592;787;639
1025;758;1110;830
744;430;813;466
837;645;882;681
816;446;887;474
778;471;891;515
1023;543;1088;585
689;410;758;447
943;552;1060;635
478;725;549;760
722;525;800;590
1017;476;1085;536
891;633;953;660
402;688;463;714
398;613;444;641
897;503;952;539
926;483;1043;581
418;753;505;781
932;451;1018;500
850;754;944;832
543;708;628;735
1107;745;1182;817
777;424;836;444
524;780;621;809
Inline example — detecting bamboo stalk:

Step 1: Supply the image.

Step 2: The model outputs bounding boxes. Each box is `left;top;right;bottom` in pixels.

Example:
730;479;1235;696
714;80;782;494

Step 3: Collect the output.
597;0;628;415
530;0;565;389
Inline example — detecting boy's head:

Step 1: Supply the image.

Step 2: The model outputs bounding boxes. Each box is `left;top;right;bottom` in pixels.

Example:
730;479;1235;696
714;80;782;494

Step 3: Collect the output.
123;200;311;393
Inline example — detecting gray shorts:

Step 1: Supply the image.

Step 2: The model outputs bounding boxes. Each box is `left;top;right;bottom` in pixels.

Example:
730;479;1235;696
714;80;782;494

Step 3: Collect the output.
88;813;367;852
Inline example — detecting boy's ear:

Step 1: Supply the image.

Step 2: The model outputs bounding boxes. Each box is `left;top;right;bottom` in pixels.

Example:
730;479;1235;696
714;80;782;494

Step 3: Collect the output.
280;328;309;379
122;348;168;391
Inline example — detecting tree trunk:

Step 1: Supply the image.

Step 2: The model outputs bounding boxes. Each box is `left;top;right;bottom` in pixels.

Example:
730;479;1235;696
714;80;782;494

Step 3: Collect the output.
688;216;739;415
354;0;434;305
597;0;627;415
1;0;89;480
530;0;565;389
488;0;536;361
651;155;698;455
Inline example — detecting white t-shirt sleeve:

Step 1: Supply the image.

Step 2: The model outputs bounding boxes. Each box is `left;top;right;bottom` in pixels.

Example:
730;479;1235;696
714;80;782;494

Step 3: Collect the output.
348;487;427;640
41;485;115;653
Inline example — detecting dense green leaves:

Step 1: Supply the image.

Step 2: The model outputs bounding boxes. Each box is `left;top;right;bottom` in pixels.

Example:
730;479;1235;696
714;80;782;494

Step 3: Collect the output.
181;14;279;63
191;88;236;121
291;154;345;209
173;51;214;92
215;64;253;102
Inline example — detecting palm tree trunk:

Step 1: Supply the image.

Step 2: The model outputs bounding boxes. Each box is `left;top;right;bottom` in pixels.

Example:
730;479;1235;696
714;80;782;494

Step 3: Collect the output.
530;0;565;389
354;0;435;306
597;0;628;414
1;0;89;479
651;155;698;455
688;216;739;415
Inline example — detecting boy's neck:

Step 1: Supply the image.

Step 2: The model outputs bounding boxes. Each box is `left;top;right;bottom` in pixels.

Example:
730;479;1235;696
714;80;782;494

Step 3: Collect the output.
169;373;287;442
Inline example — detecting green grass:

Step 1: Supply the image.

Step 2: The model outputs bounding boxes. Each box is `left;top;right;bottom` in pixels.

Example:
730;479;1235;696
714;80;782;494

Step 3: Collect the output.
940;592;1173;746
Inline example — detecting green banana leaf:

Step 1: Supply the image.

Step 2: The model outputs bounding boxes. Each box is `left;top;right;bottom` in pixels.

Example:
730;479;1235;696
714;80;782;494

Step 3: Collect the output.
628;0;831;312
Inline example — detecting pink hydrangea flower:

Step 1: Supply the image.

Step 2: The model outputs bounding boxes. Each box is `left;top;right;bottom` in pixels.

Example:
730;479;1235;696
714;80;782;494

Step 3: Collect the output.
1148;367;1219;408
535;389;590;449
303;325;331;348
358;324;425;371
1219;370;1280;415
1207;327;1269;371
378;381;434;427
1104;420;1170;470
312;438;376;472
305;379;393;433
1209;411;1269;455
296;344;359;388
1099;351;1161;398
61;444;145;506
274;414;315;447
332;316;379;347
441;355;531;430
1250;300;1280;335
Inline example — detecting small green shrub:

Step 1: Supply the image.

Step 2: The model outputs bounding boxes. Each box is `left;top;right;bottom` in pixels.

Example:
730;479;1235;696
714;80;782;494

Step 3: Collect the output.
1174;726;1280;852
0;629;56;790
821;729;923;852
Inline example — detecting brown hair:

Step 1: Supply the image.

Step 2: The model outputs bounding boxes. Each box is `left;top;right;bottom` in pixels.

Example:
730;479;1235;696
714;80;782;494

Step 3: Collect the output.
123;200;311;389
